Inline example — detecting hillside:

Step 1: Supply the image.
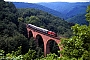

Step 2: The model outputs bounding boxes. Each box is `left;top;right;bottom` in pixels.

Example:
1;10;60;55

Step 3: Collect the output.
13;2;90;25
13;2;63;18
13;2;74;37
17;8;73;37
67;13;88;25
38;2;90;19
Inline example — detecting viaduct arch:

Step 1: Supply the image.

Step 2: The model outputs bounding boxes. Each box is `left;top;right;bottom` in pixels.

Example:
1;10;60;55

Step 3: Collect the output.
27;25;62;56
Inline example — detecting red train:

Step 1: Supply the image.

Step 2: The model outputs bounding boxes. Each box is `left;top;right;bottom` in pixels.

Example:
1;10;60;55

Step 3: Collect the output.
27;24;57;37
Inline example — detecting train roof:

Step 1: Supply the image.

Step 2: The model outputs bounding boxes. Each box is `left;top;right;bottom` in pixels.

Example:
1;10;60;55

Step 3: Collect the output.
28;24;48;31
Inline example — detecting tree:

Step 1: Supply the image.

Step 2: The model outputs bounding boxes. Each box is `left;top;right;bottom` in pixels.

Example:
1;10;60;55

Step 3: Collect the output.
18;22;28;37
85;5;90;25
5;46;37;60
23;49;36;60
39;53;60;60
25;16;41;26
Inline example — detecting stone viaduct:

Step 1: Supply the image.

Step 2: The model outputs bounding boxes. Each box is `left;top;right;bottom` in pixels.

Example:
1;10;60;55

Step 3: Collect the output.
26;24;62;56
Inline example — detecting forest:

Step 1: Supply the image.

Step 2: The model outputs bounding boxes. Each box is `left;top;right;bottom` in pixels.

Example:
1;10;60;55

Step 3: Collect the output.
0;0;90;60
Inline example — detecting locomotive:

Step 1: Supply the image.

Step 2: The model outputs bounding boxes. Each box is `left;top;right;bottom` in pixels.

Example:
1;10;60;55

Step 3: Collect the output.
27;24;57;37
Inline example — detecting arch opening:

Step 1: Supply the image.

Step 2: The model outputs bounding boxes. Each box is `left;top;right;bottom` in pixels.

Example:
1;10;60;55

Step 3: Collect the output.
36;34;44;52
46;40;60;56
29;31;33;39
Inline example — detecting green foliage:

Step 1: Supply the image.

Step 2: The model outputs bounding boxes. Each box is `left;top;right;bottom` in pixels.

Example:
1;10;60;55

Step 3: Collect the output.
60;5;90;60
0;0;18;36
40;53;60;60
86;12;90;24
0;0;18;24
0;46;32;60
49;40;60;56
28;37;36;50
0;0;30;55
0;32;29;54
85;5;90;25
23;49;36;60
0;46;37;60
0;50;5;60
18;17;24;22
6;46;22;60
25;16;41;26
0;46;23;60
28;37;44;58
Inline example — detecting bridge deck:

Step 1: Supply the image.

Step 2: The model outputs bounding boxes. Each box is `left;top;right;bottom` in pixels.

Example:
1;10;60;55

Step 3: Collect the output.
27;26;61;40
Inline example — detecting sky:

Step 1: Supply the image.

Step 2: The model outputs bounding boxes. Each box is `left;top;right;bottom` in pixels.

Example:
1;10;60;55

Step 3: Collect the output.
4;0;90;3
